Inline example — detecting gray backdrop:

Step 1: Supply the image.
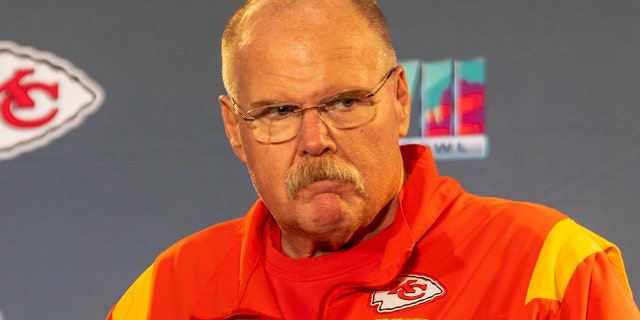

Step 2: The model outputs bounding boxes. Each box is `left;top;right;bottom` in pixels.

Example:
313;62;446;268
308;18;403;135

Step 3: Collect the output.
1;1;639;319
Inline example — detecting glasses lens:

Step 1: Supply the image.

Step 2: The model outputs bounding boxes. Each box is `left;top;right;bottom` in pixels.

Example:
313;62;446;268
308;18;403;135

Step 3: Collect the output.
252;115;300;143
250;101;376;143
244;67;395;143
322;95;377;129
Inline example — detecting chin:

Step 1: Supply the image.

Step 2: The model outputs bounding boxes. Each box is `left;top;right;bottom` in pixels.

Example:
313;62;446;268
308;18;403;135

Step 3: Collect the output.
306;213;360;243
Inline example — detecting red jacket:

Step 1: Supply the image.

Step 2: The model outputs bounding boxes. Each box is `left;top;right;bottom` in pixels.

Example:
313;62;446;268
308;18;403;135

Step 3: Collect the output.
108;145;640;319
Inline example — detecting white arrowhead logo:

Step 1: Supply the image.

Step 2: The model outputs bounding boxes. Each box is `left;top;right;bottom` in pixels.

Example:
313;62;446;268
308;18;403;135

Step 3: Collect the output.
371;275;445;313
0;40;104;160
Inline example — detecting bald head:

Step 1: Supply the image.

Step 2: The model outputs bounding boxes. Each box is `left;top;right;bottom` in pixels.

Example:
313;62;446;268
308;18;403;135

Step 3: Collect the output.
221;0;396;98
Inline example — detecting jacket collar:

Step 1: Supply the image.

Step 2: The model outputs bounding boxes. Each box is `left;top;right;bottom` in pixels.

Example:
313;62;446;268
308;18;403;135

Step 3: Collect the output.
202;144;464;318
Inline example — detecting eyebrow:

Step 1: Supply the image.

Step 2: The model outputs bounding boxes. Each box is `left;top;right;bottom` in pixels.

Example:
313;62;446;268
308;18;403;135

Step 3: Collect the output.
251;89;371;108
248;100;287;110
320;89;372;103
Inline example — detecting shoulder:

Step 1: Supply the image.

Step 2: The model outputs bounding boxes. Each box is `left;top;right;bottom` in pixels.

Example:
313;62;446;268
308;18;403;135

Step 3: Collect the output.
458;196;629;302
156;217;246;271
463;194;565;218
524;218;636;314
147;217;250;316
450;194;568;236
108;217;250;320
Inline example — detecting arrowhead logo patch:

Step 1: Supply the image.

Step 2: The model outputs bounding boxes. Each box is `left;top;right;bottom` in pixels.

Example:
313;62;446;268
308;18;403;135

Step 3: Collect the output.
371;275;445;313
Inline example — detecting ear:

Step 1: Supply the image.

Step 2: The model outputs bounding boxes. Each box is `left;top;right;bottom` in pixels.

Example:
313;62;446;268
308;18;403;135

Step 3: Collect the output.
219;95;247;163
393;65;411;137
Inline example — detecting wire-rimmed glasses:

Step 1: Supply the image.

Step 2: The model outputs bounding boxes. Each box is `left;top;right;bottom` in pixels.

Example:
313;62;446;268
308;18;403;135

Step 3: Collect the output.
230;66;397;143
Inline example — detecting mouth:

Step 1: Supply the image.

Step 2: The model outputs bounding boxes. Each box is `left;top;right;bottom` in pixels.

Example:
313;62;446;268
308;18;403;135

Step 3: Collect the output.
291;179;367;202
300;179;352;194
284;155;366;200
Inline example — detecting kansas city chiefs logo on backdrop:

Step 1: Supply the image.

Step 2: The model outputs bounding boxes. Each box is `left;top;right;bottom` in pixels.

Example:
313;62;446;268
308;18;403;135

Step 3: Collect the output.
0;40;104;161
371;275;445;313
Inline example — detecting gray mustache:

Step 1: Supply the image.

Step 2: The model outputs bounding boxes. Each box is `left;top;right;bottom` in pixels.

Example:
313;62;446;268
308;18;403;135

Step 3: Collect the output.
285;156;366;200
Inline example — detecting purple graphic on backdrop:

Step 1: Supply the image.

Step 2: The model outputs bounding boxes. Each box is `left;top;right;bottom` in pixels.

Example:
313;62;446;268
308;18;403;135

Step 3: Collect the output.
399;58;488;160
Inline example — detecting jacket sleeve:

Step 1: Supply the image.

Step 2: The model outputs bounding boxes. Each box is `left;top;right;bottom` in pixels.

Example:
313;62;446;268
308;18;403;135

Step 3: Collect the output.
560;249;640;319
525;219;640;319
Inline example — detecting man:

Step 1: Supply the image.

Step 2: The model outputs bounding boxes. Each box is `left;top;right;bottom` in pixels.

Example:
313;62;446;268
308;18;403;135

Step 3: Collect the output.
108;0;640;319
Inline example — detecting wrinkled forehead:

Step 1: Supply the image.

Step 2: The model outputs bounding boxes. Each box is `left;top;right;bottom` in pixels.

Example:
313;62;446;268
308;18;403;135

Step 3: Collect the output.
240;4;382;53
233;4;387;87
235;0;368;48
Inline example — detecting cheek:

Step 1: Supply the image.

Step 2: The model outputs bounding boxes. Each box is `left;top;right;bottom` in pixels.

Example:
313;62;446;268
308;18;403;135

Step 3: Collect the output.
246;151;276;182
345;121;403;179
246;158;282;204
243;145;293;200
349;120;399;155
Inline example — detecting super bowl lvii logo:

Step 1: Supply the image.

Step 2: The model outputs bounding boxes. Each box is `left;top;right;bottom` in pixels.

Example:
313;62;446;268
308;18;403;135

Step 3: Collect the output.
399;58;488;160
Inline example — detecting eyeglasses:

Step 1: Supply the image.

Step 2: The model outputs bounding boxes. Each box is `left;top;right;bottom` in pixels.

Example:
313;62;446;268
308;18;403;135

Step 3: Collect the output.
230;66;398;143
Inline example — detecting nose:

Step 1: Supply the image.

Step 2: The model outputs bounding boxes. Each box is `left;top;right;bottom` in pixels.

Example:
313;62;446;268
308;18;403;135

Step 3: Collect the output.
296;108;337;156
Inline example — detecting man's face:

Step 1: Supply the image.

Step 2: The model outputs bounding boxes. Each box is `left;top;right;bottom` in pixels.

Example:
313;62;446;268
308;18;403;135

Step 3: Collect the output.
220;1;410;257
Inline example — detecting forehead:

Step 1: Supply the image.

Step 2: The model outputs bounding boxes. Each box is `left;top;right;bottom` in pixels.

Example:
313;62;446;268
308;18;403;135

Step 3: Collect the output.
236;0;373;49
232;2;387;101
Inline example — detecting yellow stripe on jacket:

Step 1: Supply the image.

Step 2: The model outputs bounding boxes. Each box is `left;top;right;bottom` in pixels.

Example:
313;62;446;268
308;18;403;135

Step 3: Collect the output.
525;219;631;304
111;265;153;320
